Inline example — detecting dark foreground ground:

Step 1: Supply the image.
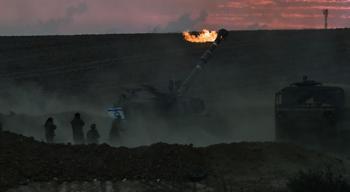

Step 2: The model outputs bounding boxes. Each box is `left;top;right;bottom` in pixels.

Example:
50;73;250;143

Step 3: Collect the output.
1;131;349;192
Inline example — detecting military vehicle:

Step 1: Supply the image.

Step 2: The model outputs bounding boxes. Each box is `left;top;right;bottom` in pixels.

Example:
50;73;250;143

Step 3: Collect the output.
108;29;229;132
275;76;350;147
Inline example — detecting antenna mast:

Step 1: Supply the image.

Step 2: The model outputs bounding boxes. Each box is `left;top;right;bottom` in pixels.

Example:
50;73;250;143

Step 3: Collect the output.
323;9;329;29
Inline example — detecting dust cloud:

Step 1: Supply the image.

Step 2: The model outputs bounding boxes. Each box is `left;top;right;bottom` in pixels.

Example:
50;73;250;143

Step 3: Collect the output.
0;75;276;147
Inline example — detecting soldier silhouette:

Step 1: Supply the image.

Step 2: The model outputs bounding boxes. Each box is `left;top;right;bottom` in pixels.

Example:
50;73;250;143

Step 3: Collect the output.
71;113;85;144
87;123;100;144
44;117;56;143
109;116;123;146
0;113;4;132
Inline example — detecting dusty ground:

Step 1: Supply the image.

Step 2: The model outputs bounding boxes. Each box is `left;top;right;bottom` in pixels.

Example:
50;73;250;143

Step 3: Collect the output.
1;131;349;192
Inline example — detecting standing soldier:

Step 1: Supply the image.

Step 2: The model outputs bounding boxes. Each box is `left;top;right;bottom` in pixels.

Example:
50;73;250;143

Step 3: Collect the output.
0;113;4;132
0;117;2;132
44;117;56;143
108;106;125;146
109;116;123;146
71;113;85;144
87;123;100;144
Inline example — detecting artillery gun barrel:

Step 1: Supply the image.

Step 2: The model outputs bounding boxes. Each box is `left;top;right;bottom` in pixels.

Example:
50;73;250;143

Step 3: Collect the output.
176;29;229;96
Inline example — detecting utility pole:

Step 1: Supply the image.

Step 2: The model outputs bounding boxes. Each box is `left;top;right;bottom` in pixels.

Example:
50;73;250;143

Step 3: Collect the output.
323;9;329;29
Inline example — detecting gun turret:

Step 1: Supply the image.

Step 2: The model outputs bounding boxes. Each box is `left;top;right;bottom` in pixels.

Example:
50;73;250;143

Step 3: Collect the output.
176;29;229;96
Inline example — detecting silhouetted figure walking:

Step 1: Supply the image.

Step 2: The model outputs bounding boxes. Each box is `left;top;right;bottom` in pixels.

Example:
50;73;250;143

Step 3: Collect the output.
87;123;100;144
44;117;56;143
71;113;85;144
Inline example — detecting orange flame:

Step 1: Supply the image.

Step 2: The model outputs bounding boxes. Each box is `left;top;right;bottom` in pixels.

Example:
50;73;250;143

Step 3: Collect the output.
183;29;218;43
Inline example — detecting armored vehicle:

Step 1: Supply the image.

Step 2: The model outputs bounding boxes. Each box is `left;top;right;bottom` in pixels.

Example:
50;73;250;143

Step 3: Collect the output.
108;29;229;133
275;76;349;146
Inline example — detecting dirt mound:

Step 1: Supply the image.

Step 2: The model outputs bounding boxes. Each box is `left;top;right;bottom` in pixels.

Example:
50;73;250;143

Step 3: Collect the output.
1;131;348;191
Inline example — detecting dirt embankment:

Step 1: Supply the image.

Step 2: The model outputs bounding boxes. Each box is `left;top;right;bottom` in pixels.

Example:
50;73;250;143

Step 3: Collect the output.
1;131;348;191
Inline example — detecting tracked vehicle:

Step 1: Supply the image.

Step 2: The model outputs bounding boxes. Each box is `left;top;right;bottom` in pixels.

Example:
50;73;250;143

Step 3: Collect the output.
108;29;229;134
275;76;349;146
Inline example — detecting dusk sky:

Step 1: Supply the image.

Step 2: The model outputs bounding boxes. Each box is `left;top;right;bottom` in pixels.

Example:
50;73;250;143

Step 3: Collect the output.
1;0;350;35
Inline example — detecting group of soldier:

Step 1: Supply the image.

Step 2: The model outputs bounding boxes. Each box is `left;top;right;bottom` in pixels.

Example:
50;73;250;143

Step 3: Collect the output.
44;112;101;145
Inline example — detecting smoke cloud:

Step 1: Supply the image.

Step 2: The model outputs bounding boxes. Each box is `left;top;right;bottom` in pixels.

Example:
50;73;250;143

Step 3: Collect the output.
156;11;209;33
0;2;88;35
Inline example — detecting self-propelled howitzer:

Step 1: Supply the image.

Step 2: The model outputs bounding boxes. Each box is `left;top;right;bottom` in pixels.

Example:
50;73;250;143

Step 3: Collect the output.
109;29;229;120
176;29;229;97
